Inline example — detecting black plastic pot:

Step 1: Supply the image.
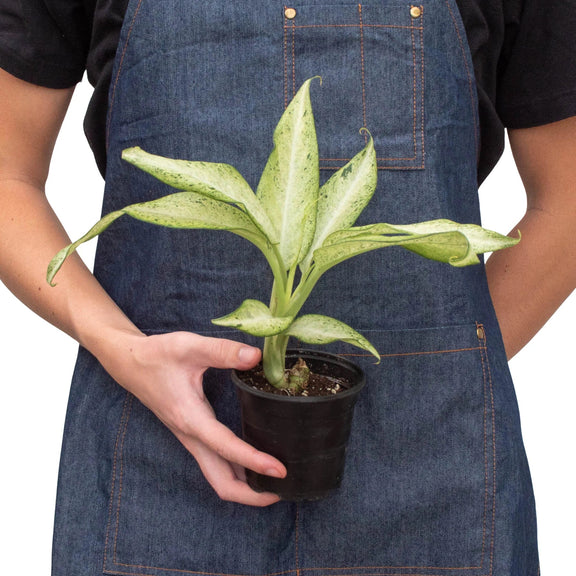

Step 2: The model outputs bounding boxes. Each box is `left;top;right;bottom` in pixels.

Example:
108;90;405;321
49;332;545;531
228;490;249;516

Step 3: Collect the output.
232;349;365;501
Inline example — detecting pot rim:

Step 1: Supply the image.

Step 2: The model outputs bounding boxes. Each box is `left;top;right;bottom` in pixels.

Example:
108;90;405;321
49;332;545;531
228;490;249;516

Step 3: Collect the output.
232;348;366;403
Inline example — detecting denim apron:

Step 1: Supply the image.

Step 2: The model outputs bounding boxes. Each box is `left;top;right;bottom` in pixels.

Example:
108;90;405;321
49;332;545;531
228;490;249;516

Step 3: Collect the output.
52;1;540;575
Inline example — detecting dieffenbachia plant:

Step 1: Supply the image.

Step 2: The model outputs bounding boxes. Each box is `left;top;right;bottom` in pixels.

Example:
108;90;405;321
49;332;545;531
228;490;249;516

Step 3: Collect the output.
48;78;519;392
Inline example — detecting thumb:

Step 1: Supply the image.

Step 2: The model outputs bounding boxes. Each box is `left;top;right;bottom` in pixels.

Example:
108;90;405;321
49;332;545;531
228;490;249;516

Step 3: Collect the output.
198;336;262;370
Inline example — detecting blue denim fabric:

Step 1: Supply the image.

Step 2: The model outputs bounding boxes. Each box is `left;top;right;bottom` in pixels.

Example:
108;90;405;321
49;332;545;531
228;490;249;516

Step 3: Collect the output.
52;1;539;575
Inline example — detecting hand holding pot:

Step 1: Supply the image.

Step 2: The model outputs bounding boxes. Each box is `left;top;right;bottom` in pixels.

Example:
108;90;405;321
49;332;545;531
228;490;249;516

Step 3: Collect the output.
97;330;287;507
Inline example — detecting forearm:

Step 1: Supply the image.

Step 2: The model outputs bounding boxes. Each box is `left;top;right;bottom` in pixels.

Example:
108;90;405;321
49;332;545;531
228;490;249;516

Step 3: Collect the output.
0;178;143;359
486;118;576;360
486;206;575;359
0;69;282;505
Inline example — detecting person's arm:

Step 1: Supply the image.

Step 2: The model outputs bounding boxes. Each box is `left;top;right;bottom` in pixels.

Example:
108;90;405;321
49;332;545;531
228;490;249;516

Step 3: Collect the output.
486;116;576;359
0;67;286;506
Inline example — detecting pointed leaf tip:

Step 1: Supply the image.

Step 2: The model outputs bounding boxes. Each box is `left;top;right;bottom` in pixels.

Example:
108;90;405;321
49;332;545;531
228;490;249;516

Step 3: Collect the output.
286;314;380;361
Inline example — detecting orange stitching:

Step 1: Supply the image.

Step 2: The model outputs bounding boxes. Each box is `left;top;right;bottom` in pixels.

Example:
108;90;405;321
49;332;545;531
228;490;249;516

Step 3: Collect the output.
419;9;425;167
104;572;493;576
476;324;489;568
291;24;423;30
112;394;134;564
110;564;294;576
321;157;419;161
295;503;301;576
103;392;133;571
106;0;144;150
444;0;479;159
284;8;289;108
358;4;368;143
339;345;483;358
484;332;497;575
410;13;418;160
292;21;296;98
476;323;496;575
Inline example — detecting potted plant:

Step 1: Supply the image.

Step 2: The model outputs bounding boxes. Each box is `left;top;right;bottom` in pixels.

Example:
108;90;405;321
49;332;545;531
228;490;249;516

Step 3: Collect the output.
48;78;518;500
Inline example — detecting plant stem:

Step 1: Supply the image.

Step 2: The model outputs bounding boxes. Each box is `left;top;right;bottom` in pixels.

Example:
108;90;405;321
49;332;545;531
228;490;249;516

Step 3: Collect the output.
262;266;297;389
287;265;323;317
263;333;289;387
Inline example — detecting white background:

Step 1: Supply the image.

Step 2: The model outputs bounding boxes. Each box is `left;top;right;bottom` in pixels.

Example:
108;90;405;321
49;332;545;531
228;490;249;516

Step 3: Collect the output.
1;78;574;572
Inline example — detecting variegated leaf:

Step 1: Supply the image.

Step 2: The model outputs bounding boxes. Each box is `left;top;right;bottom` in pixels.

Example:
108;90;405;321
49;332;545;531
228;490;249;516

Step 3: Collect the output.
47;192;267;286
387;219;520;266
256;77;320;270
300;133;377;272
212;299;293;337
313;220;518;273
286;314;380;360
122;147;277;243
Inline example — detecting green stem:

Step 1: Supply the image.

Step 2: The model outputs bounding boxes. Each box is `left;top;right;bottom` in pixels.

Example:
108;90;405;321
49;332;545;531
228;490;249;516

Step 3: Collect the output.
263;333;290;387
262;262;298;389
286;265;324;317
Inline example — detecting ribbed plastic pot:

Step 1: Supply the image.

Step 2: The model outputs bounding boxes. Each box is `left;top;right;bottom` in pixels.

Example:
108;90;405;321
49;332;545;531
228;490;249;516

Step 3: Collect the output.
232;349;366;501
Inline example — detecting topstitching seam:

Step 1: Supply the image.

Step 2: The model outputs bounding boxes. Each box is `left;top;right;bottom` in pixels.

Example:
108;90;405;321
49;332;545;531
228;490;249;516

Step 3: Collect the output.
103;392;133;572
443;0;479;159
106;0;144;150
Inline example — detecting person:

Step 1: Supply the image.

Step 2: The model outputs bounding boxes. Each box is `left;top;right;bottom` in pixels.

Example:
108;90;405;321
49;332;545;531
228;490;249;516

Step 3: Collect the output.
0;0;574;574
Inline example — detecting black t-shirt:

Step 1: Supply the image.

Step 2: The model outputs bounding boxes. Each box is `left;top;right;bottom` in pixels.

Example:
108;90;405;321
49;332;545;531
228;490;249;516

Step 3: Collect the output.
1;0;576;183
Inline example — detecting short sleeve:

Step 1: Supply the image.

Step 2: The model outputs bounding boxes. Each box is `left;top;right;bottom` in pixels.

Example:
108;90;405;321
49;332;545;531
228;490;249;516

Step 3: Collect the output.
497;0;576;128
0;0;92;88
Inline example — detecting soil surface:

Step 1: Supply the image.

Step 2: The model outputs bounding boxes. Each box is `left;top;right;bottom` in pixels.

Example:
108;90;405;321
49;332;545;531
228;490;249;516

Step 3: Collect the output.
238;359;352;397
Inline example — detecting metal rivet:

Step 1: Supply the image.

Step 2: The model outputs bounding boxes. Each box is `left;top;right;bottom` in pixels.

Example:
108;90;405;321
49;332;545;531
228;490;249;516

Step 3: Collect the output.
476;326;485;340
410;6;422;18
285;7;297;19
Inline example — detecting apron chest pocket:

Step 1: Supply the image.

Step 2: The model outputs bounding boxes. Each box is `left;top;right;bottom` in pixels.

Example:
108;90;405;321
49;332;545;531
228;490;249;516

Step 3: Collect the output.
283;3;425;170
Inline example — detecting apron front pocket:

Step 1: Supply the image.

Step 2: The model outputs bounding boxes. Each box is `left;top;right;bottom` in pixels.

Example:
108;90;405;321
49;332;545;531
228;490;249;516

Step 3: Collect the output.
103;323;497;576
283;3;425;170
296;323;497;575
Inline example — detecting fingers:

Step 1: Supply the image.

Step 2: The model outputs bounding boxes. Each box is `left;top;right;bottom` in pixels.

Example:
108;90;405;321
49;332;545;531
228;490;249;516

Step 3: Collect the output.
184;395;287;480
184;435;282;507
193;335;262;371
125;331;284;506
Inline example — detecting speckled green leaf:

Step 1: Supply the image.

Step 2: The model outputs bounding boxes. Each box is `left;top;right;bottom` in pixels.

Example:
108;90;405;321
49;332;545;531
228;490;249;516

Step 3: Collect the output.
387;219;520;266
313;219;519;273
47;192;267;286
256;78;320;270
122;147;277;243
314;228;467;271
286;314;379;361
300;133;377;272
47;209;125;286
212;299;293;337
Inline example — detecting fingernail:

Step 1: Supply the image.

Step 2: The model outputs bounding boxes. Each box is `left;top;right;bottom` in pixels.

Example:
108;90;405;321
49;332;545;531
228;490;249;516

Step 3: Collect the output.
238;346;257;363
265;468;285;478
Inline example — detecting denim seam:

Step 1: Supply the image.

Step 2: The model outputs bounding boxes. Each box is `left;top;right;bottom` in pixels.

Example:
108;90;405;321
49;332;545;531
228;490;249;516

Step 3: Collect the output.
479;326;497;575
104;392;135;573
444;0;480;160
284;6;289;108
476;324;491;574
419;10;426;167
296;503;302;576
283;4;425;170
358;4;368;142
106;0;144;152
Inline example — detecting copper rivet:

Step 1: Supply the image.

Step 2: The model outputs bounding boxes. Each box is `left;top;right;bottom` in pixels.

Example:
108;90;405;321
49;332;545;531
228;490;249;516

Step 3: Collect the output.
410;6;422;18
285;7;297;19
477;326;485;340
